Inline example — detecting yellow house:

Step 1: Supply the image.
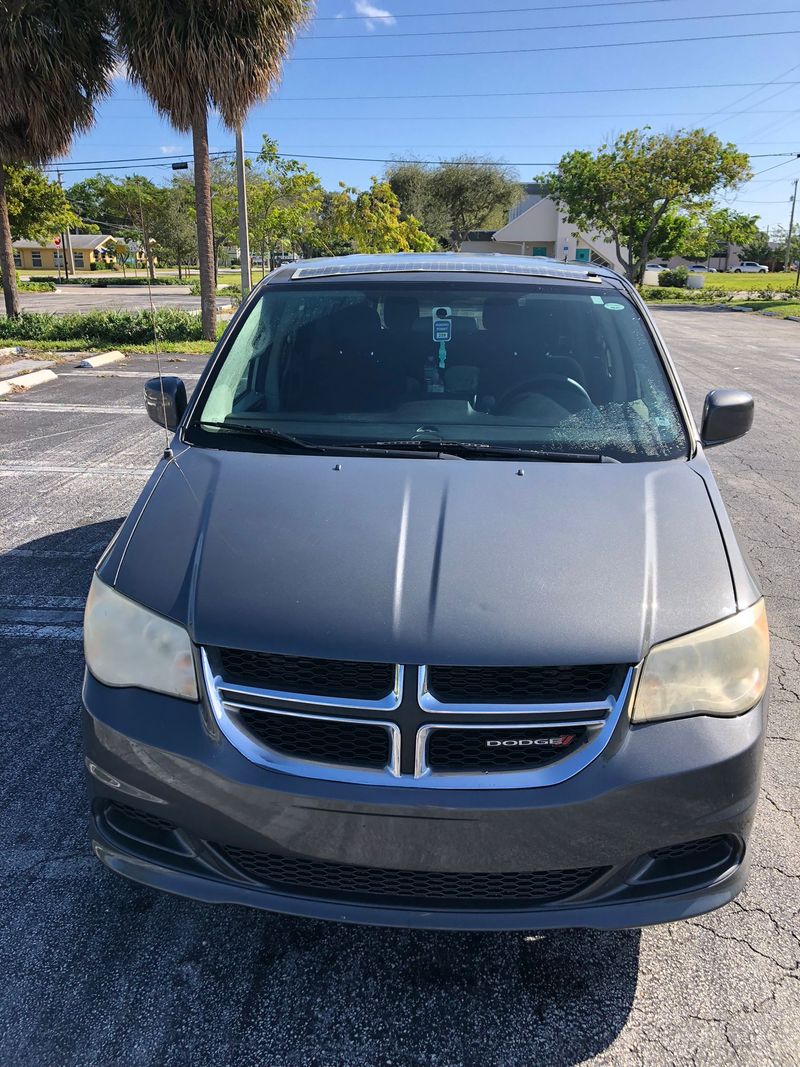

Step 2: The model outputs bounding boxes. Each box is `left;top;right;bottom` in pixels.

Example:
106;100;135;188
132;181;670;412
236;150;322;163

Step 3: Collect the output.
12;234;116;272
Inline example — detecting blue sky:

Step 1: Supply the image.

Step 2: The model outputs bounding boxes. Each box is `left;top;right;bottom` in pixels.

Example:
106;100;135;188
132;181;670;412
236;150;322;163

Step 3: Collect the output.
53;0;800;231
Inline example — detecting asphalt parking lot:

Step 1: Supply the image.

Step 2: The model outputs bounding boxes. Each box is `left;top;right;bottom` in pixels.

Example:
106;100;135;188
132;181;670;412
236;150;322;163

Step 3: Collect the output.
10;286;229;315
0;310;798;1066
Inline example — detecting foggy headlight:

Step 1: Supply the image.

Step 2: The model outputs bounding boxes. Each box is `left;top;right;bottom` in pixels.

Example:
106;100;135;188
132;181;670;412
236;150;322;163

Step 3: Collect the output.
84;574;198;700
631;600;768;723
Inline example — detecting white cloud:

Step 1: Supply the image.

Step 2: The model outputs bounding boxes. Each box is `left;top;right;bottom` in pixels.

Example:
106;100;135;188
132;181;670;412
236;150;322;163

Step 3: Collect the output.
160;145;182;154
353;0;395;31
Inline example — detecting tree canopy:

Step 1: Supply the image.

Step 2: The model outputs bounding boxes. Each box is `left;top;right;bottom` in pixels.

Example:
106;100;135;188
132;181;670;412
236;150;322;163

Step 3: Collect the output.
3;165;78;241
248;137;323;265
388;158;520;250
545;128;751;283
316;179;437;255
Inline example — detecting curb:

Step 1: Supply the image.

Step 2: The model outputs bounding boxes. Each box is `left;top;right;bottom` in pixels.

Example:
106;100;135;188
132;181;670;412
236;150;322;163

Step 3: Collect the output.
0;345;24;358
77;350;126;369
0;368;58;397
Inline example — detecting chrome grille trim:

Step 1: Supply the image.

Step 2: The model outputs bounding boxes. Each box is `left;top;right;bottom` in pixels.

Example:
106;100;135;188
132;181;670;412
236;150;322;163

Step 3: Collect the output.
201;650;402;783
216;666;403;712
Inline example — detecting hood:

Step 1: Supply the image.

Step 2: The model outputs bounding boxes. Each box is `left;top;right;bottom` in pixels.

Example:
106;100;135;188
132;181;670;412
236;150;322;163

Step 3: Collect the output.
110;447;735;666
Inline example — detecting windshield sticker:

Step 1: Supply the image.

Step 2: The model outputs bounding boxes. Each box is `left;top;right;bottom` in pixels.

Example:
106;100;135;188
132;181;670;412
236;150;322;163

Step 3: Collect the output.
591;295;604;304
604;302;625;311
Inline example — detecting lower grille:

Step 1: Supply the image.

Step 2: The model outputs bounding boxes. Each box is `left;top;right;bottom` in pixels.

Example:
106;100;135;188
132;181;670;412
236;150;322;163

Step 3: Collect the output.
236;707;391;768
218;845;609;907
427;726;588;771
646;835;739;880
107;803;176;833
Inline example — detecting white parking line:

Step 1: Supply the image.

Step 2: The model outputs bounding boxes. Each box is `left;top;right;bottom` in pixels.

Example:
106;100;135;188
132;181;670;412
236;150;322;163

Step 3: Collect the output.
0;622;82;640
0;402;141;414
0;464;152;476
56;371;203;379
0;594;86;609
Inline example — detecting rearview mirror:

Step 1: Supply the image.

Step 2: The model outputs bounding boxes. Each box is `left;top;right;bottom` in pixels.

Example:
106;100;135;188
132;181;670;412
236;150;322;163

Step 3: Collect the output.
701;388;754;448
144;376;187;431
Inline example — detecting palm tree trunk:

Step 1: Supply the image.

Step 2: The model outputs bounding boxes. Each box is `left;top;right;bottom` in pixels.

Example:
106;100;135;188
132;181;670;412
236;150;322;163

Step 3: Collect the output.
191;109;217;341
0;165;21;319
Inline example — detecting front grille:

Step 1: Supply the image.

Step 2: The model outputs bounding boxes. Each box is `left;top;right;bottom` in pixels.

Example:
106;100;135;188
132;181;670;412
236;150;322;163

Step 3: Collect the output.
217;647;395;700
426;726;588;771
237;707;391;768
426;663;622;704
219;845;609;907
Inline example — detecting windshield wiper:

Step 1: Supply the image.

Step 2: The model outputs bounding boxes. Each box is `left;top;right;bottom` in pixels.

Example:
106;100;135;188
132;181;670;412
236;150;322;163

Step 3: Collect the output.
369;439;607;462
196;421;324;452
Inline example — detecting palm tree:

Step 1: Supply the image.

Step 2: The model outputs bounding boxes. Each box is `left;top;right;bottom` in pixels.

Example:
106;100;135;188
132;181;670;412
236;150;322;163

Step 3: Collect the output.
113;0;311;341
0;1;114;317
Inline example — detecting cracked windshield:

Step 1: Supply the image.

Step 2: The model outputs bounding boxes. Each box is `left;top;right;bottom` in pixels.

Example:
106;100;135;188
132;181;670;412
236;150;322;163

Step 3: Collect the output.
193;282;688;461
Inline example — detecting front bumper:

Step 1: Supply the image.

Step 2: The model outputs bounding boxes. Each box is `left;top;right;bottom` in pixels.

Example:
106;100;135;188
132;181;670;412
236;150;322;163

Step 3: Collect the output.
82;672;766;930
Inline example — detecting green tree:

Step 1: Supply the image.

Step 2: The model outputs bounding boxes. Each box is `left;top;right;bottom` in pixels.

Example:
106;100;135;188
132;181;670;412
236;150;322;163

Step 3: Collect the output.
102;175;167;282
153;185;197;279
545;128;751;284
113;0;312;340
248;137;322;273
386;160;449;246
389;158;520;251
2;164;79;241
672;208;759;264
316;179;437;255
0;0;113;315
739;229;771;264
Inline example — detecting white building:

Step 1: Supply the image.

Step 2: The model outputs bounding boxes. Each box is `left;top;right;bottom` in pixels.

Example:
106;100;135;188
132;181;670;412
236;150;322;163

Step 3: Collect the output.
461;184;623;271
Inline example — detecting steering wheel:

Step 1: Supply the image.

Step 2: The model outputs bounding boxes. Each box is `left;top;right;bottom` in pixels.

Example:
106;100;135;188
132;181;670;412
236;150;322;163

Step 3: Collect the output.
493;374;594;416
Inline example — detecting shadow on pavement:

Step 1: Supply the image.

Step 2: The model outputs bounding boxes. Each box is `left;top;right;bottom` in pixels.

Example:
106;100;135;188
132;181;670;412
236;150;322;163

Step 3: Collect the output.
2;520;641;1067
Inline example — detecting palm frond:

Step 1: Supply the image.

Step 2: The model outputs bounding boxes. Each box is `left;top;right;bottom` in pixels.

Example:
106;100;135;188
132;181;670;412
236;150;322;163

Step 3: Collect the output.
0;0;115;164
113;0;313;131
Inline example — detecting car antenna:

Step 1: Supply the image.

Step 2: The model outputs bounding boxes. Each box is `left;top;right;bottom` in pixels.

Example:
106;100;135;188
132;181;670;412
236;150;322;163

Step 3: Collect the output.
139;184;173;461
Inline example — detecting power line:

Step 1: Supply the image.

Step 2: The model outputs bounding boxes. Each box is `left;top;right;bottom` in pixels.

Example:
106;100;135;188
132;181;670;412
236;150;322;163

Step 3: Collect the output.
313;0;676;20
752;156;800;176
114;80;800;104
290;28;800;61
304;9;800;40
204;110;800;121
47;148;800;176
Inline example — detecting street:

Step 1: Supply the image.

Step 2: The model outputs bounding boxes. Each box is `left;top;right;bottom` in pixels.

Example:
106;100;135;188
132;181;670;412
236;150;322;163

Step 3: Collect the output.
11;286;230;315
0;310;798;1066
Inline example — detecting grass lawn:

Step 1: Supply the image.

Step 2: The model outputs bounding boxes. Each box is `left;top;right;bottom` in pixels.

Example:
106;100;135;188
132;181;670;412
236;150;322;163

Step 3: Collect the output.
694;272;799;292
10;338;218;355
729;300;800;319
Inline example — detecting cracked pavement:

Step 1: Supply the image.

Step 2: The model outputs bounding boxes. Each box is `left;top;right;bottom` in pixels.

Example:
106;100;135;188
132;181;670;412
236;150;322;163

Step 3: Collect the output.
0;310;798;1066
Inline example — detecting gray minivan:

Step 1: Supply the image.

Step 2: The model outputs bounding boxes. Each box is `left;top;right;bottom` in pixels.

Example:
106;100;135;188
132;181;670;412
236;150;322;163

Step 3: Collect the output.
83;253;769;930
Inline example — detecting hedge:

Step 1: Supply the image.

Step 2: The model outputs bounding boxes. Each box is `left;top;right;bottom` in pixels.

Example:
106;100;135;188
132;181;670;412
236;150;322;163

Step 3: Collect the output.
0;309;205;344
31;276;185;286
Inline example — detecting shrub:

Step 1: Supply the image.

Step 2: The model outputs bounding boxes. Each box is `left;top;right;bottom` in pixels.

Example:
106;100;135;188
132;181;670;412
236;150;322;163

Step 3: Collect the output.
0;308;205;345
658;266;689;288
28;276;184;286
19;280;56;292
640;287;732;303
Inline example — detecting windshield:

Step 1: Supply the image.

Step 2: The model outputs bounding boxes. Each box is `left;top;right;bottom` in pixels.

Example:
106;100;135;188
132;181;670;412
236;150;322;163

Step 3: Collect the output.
187;279;688;462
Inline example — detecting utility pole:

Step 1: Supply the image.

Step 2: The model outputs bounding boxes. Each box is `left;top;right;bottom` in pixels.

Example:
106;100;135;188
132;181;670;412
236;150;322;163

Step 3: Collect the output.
56;169;75;279
784;178;797;274
235;127;251;297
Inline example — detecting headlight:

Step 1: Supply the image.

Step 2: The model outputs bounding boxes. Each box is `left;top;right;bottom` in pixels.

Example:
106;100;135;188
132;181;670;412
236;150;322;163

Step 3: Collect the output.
84;574;198;700
631;599;768;723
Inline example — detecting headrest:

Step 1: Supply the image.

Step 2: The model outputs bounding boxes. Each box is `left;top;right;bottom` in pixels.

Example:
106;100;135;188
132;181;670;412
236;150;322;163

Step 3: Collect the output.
482;297;518;332
383;296;419;331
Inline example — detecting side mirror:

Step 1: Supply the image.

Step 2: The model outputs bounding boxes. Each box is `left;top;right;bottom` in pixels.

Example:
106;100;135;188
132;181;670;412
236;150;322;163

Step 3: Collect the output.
701;388;754;448
144;376;187;431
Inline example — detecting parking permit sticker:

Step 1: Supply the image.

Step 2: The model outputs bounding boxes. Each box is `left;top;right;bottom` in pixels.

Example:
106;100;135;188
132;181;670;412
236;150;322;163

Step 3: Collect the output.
591;295;604;304
433;319;452;342
604;302;625;311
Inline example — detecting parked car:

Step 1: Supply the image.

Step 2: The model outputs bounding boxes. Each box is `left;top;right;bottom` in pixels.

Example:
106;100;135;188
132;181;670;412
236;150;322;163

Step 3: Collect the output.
688;264;717;273
84;253;768;931
730;262;769;273
645;262;667;272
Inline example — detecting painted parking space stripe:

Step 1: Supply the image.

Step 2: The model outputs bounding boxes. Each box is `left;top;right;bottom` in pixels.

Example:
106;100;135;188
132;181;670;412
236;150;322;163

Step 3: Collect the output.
57;371;203;379
0;402;142;414
0;622;82;640
0;464;153;476
0;594;86;609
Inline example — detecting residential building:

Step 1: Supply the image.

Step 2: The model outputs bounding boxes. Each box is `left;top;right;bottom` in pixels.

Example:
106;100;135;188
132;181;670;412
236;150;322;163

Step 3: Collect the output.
12;234;116;272
461;184;623;271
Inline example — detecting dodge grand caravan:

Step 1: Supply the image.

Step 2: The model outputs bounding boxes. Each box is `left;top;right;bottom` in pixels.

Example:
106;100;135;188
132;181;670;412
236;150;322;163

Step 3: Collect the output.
82;253;769;930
